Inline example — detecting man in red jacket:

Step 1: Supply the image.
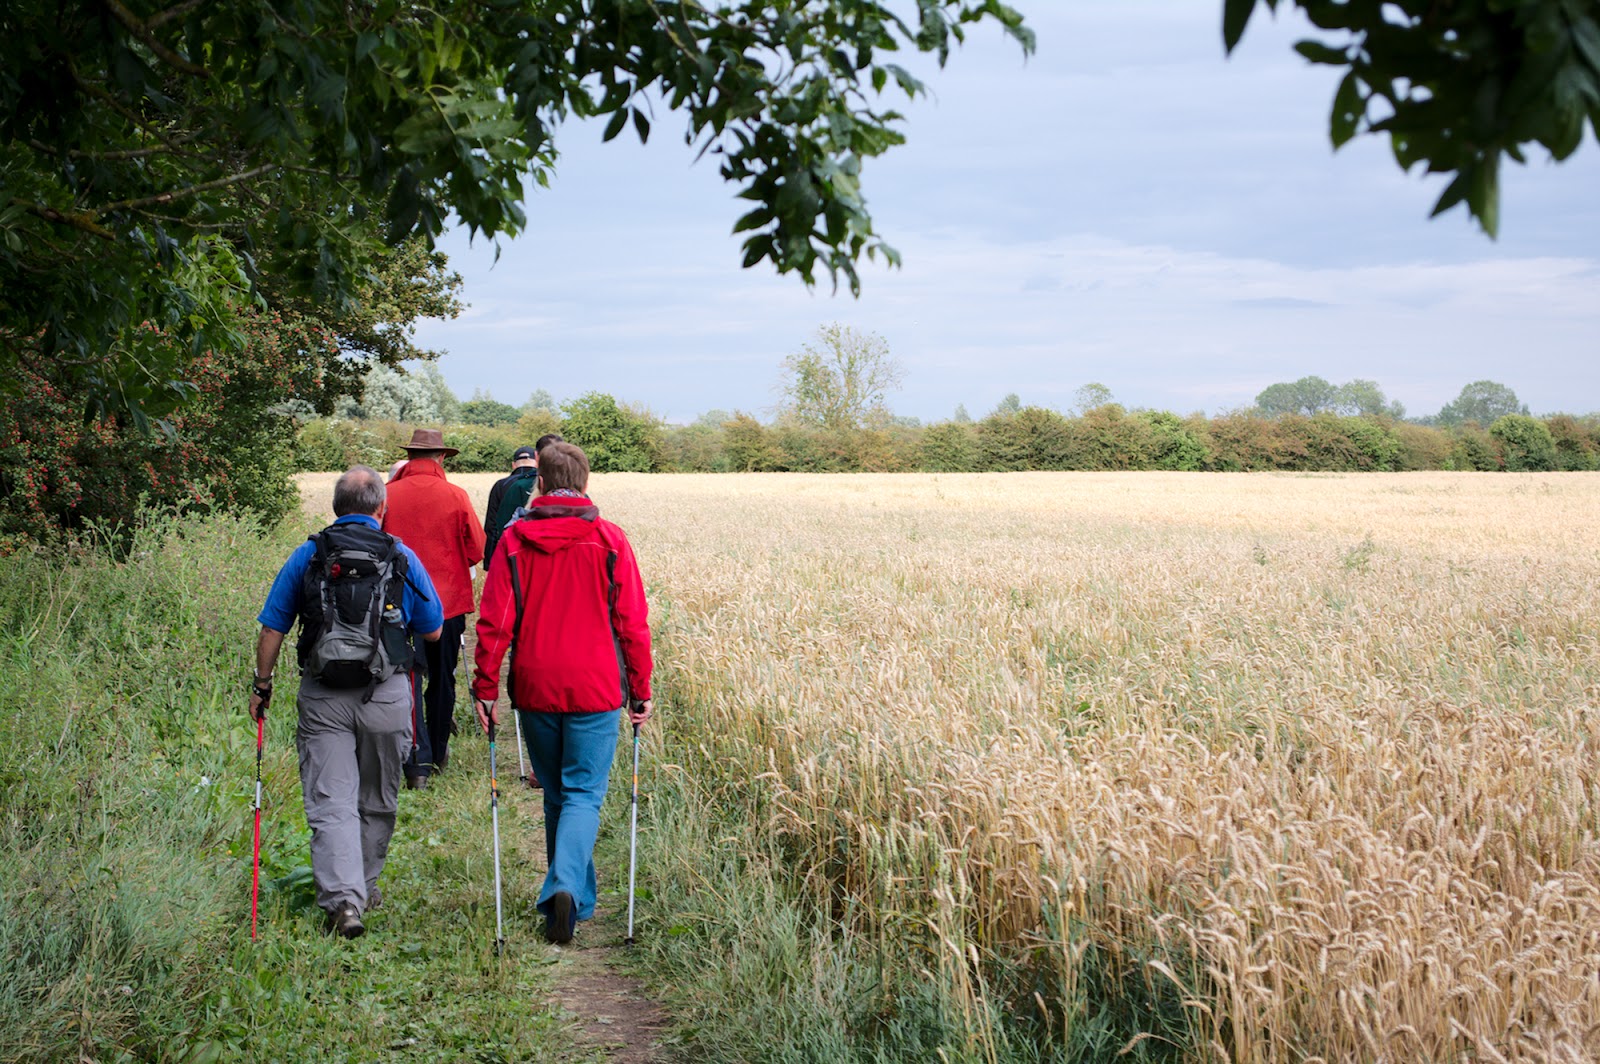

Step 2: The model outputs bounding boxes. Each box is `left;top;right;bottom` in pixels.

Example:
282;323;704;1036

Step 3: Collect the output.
384;428;486;788
472;440;653;945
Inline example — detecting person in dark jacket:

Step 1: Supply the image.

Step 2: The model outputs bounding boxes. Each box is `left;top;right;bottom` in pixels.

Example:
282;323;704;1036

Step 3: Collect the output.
482;434;562;570
471;441;653;945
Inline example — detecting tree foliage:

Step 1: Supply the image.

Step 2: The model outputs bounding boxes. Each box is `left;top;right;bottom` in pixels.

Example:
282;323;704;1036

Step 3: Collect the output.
1489;413;1557;470
990;393;1023;418
1;0;1031;420
559;392;661;473
1333;378;1404;419
1072;382;1115;414
1436;379;1527;426
0;238;459;540
458;390;520;427
303;402;1600;476
520;389;559;417
1226;0;1600;236
779;322;905;430
1256;375;1404;418
341;364;441;423
1256;375;1340;417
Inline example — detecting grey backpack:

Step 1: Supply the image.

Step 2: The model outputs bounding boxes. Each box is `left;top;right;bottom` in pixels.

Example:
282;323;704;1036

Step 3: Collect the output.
295;522;415;694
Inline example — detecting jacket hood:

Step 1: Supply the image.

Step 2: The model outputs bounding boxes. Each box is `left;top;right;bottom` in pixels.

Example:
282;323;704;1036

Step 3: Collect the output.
504;496;600;554
390;458;445;482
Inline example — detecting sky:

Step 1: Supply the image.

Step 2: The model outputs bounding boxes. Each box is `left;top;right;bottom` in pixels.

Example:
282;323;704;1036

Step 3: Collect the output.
410;2;1600;424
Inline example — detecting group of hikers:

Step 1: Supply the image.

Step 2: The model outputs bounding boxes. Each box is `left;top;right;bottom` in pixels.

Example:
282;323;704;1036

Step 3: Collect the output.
247;430;654;944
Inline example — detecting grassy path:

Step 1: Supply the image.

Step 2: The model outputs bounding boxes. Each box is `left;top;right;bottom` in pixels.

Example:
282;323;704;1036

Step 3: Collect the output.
0;509;674;1063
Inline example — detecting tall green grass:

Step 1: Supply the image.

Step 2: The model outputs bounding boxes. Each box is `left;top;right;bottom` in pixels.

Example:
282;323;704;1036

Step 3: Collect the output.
0;513;598;1062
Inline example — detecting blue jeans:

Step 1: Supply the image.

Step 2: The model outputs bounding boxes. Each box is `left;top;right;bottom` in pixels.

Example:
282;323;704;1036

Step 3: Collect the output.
519;708;622;922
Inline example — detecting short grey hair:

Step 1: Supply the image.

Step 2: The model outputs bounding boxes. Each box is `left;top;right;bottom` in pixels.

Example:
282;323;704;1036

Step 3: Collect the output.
333;465;386;517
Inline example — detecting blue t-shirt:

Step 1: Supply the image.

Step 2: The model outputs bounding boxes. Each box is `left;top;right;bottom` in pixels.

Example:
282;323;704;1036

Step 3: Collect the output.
257;515;445;636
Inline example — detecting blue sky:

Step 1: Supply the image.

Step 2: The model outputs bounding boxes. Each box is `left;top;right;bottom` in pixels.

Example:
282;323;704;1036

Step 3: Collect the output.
411;3;1600;423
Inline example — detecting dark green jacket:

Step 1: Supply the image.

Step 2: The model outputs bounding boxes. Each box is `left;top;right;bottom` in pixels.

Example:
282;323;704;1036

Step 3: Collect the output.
482;467;539;569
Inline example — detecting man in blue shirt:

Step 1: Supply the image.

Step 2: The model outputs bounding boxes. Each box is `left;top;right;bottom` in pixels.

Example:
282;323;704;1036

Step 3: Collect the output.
248;465;443;939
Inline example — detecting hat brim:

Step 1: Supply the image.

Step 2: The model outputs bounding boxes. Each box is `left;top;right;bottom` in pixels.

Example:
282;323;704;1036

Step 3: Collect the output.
401;445;461;458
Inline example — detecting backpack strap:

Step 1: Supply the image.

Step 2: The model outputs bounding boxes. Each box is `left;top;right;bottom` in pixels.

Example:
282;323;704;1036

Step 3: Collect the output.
605;549;629;705
310;530;338;632
296;531;330;665
507;552;525;709
360;532;406;704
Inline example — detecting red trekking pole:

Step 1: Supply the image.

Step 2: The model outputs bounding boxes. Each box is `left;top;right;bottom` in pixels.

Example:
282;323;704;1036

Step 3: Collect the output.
250;710;265;939
249;680;271;940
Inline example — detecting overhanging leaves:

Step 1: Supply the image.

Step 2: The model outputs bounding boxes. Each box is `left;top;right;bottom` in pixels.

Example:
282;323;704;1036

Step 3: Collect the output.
1234;0;1600;237
0;0;1034;419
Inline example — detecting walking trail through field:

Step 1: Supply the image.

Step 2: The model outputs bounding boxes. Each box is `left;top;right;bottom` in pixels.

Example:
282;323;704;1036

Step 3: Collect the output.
502;774;671;1063
474;595;671;1064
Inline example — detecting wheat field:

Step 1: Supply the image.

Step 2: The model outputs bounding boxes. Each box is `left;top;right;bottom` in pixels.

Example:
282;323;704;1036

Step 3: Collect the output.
303;469;1600;1061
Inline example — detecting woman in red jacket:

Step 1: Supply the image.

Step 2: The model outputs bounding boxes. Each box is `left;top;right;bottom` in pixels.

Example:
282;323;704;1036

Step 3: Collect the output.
471;441;653;944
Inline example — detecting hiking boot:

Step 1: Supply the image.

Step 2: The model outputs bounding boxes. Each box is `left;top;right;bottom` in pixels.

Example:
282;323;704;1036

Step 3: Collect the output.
544;891;575;945
328;903;365;940
434;751;449;773
525;771;541;790
367;885;382;911
405;772;429;791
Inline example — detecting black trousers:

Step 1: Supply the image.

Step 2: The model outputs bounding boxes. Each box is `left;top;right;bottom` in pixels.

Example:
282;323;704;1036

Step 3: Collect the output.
407;613;466;775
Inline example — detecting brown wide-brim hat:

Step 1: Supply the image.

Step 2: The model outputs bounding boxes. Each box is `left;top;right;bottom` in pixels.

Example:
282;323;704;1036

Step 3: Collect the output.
399;427;460;458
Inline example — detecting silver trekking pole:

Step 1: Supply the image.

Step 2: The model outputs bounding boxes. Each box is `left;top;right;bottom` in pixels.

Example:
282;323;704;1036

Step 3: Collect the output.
624;721;640;946
488;716;506;955
514;709;526;781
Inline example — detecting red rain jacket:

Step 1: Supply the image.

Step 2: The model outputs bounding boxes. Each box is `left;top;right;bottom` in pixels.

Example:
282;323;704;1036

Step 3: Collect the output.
382;459;485;619
472;496;652;712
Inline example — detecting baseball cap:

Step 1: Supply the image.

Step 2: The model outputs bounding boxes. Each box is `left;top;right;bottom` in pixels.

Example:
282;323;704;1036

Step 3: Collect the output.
512;445;538;461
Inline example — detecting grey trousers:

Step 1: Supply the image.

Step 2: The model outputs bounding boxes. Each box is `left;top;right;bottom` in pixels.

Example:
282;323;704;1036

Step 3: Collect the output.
295;672;412;914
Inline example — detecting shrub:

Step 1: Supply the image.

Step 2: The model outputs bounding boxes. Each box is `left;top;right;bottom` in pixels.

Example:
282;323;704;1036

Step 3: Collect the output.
560;392;661;472
1280;414;1400;471
1448;425;1503;470
293;419;411;471
1140;411;1208;470
977;407;1072;471
442;424;523;472
514;409;563;447
920;422;978;472
1064;404;1158;470
1546;415;1600;471
1392;422;1453;471
722;414;781;472
457;398;521;427
657;424;729;472
1203;412;1296;471
846;428;909;472
769;422;853;472
0;331;306;546
1488;414;1557;471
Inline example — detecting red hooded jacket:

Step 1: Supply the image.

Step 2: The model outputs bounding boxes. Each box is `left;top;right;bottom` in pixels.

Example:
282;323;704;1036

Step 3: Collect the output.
472;496;652;713
382;458;485;619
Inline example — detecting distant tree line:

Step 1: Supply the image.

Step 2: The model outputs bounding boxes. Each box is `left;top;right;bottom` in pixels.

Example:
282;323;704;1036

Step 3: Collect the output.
295;326;1598;477
298;381;1600;477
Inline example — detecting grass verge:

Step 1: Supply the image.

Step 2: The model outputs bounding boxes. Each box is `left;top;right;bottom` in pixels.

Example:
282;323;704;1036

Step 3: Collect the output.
0;511;612;1062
